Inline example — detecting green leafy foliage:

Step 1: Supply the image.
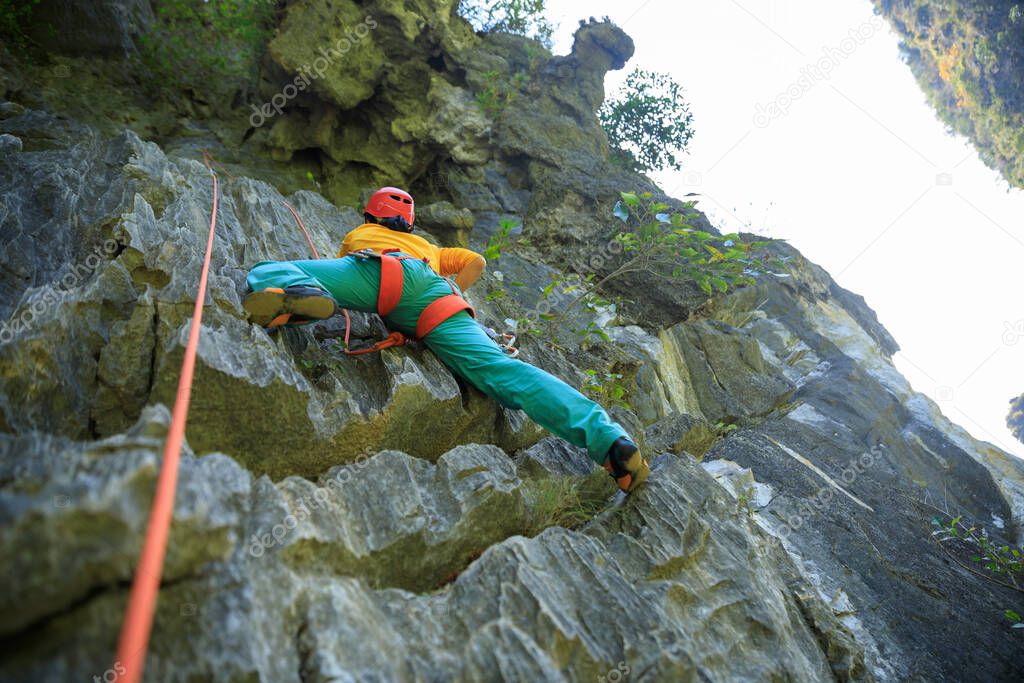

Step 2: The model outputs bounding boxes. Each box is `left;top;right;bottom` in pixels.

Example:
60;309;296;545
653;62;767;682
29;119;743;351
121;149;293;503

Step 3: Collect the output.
482;217;520;261
1007;391;1024;446
489;191;783;348
459;0;554;48
473;66;538;119
474;70;513;117
558;190;782;310
735;486;756;518
523;475;614;535
0;0;41;48
932;513;1024;627
933;515;1023;583
599;69;695;172
137;0;275;94
873;1;1024;187
582;369;630;410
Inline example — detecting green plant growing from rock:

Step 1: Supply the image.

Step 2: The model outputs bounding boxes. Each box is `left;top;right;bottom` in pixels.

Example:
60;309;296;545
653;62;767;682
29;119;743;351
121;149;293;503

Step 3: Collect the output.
459;0;554;48
474;69;520;118
736;485;756;518
137;0;275;94
483;217;520;261
599;69;695;172
932;514;1024;628
523;475;613;535
932;515;1023;588
582;369;630;411
549;191;782;326
482;218;528;304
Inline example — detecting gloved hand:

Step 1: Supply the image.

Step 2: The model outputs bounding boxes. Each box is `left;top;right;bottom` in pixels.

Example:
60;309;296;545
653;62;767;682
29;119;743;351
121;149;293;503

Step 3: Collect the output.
603;437;650;493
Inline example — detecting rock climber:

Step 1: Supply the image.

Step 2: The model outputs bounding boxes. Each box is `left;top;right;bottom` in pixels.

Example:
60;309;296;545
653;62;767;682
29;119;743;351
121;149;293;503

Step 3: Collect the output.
242;187;650;492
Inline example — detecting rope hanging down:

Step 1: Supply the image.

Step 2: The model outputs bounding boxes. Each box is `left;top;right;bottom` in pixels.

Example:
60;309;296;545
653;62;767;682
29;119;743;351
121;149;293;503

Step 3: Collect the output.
283;200;320;259
113;167;220;683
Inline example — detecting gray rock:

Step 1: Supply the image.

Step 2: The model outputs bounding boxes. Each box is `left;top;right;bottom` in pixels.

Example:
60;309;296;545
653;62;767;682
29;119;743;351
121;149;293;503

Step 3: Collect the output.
2;9;1023;682
262;445;529;591
0;133;20;154
0;108;543;477
27;0;155;56
515;436;595;478
645;411;719;458
0;406;251;638
699;267;1024;681
415;200;475;245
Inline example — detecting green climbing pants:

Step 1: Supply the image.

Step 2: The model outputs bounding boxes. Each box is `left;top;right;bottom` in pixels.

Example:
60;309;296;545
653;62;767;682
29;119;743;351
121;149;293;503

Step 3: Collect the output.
246;255;628;463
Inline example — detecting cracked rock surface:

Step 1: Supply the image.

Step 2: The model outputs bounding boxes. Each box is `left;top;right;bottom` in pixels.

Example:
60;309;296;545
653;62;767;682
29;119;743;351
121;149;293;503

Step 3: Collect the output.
1;5;1023;682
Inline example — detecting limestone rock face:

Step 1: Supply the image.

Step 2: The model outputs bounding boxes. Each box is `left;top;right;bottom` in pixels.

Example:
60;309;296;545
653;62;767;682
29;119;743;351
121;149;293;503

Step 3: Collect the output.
1;5;1023;683
0;107;536;479
26;0;154;56
0;425;865;682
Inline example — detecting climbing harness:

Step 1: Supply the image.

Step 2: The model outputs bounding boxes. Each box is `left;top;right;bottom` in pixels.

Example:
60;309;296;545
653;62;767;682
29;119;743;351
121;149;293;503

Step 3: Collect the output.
340;248;476;352
114;158;221;683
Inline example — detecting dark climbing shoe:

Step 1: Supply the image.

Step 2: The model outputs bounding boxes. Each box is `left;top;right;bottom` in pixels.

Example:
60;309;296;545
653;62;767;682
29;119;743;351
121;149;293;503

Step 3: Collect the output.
243;285;337;328
603;437;650;493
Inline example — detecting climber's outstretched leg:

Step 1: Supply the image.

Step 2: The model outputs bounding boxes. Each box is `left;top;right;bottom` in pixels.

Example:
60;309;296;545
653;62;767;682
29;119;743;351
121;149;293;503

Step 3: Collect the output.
243;285;337;327
244;257;382;327
424;312;633;466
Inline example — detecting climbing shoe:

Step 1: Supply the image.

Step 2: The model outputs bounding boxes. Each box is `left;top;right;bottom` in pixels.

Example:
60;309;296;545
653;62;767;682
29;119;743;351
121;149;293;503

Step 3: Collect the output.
603;437;650;493
243;285;337;328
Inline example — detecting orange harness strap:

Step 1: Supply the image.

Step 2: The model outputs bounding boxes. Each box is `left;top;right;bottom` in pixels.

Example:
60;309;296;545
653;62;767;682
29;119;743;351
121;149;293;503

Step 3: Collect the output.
339;248;474;353
376;250;409;317
369;250;475;340
416;293;474;338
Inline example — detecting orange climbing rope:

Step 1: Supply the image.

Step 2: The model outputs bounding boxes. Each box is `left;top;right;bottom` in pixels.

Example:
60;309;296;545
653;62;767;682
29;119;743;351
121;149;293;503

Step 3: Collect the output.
113;166;220;683
200;149;236;181
283;200;321;259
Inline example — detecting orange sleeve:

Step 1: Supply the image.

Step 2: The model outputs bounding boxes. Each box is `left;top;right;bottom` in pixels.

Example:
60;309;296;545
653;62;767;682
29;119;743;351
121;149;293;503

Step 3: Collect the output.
338;230;354;258
438;247;483;277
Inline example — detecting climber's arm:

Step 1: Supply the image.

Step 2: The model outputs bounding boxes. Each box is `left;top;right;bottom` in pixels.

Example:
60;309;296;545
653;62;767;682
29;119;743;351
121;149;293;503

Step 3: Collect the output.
454;255;486;290
440;247;487;291
337;230;354;258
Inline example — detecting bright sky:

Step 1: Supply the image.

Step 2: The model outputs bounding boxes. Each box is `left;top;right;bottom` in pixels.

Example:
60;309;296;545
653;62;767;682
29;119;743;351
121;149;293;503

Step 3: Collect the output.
546;0;1024;457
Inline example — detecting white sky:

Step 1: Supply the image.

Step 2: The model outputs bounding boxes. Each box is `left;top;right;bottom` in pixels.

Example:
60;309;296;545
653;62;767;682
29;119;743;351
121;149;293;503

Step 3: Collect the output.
545;0;1024;457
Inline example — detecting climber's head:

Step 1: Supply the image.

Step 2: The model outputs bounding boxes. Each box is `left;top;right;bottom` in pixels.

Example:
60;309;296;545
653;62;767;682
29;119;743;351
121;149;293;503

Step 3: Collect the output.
364;186;414;233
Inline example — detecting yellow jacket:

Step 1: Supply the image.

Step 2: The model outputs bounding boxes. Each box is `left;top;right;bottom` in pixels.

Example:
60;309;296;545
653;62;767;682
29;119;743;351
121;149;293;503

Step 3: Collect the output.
338;224;481;277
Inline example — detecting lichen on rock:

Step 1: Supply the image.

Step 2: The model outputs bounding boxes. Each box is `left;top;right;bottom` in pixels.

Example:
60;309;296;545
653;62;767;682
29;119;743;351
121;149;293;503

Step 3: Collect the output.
1;3;1023;682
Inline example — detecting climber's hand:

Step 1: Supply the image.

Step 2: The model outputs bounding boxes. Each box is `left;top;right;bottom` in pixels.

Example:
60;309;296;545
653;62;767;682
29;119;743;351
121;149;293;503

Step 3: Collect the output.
603;437;650;493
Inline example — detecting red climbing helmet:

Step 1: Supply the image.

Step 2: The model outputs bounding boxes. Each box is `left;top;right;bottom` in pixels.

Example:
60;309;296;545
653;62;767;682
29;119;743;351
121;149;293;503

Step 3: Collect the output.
365;186;415;226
